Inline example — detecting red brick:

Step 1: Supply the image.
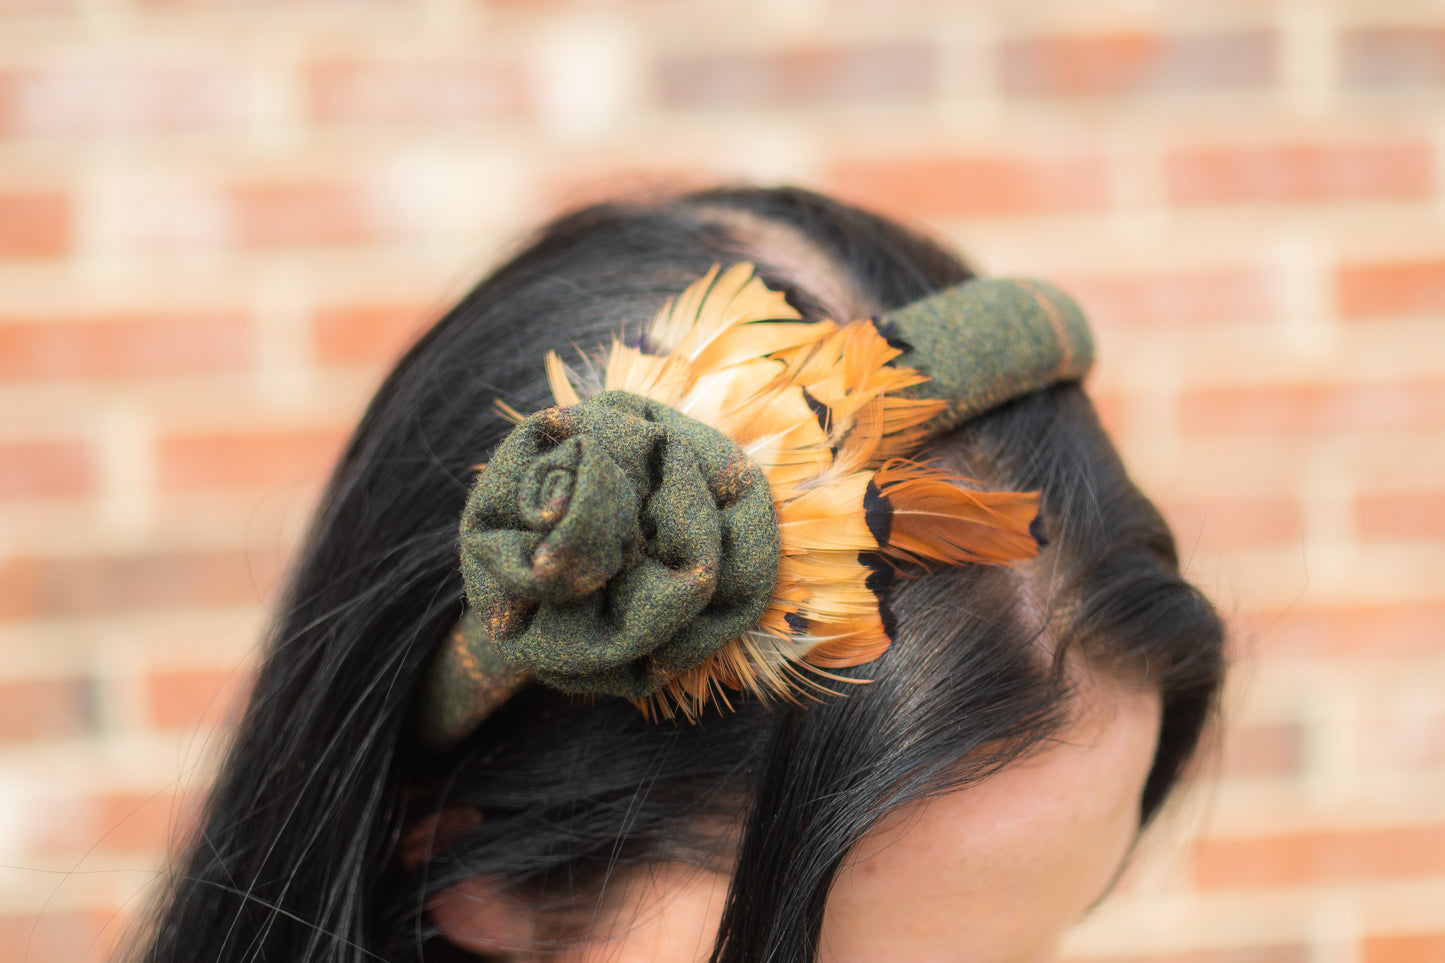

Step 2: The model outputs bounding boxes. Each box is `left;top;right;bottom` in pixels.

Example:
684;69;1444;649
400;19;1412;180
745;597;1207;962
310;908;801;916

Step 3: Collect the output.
0;911;118;963
135;0;406;6
1365;933;1445;963
228;182;375;248
145;667;250;729
0;440;94;499
830;153;1110;219
1063;268;1276;327
1166;142;1433;205
25;790;197;857
308;57;526;125
1365;709;1445;769
1161;495;1302;550
538;165;716;214
0;314;252;380
1001;31;1274;97
1220;722;1304;778
1084;947;1308;963
1356;491;1445;541
0;191;69;258
657;43;936;109
1337;259;1445;320
157;429;348;491
1087;388;1127;438
1239;604;1445;659
93;791;191;853
1343;29;1445;89
1178;380;1445;435
0;64;246;137
314;303;432;365
483;0;664;6
0;549;286;621
0;0;78;11
0;677;93;742
1195;824;1445;888
18;794;91;855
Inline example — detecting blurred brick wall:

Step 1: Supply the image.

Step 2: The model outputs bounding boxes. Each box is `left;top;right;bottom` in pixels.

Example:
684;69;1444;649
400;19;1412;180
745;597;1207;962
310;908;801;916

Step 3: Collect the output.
0;0;1441;961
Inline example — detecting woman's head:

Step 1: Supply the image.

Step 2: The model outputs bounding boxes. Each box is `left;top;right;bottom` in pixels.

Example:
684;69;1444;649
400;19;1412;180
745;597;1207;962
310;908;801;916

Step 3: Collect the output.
131;186;1225;963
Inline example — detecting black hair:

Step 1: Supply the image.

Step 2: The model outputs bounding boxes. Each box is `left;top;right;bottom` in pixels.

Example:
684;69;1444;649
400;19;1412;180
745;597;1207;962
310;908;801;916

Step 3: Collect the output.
127;186;1225;963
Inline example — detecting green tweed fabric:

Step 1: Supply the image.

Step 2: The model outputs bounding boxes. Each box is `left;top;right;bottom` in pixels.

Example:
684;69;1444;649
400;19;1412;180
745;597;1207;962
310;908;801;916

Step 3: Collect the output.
412;607;531;754
879;277;1094;433
454;390;778;701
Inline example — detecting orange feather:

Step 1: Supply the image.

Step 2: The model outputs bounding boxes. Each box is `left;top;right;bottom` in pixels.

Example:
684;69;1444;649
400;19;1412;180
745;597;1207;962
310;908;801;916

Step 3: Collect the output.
778;474;879;553
545;351;582;406
875;461;1040;566
650;262;803;362
804;637;891;670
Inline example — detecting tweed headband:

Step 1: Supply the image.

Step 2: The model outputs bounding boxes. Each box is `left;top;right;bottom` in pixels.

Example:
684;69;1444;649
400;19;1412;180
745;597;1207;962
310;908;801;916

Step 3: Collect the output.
414;265;1093;752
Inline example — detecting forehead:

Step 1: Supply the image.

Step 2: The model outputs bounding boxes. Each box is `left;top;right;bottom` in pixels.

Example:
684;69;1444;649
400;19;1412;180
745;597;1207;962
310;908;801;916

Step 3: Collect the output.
820;666;1163;963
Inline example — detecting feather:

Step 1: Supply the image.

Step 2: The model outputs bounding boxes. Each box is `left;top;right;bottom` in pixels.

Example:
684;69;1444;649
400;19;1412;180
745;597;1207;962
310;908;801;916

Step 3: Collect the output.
798;577;884;622
857;397;949;464
493;399;526;425
677;361;786;427
649;262;802;362
684;371;834;491
688;320;829;377
603;340;690;403
545;351;581;406
647;264;719;356
802;618;892;668
875;461;1040;566
778;474;879;552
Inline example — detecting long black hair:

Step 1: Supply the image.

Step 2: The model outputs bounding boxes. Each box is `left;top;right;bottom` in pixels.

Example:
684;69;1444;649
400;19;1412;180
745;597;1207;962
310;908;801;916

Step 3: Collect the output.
128;186;1225;963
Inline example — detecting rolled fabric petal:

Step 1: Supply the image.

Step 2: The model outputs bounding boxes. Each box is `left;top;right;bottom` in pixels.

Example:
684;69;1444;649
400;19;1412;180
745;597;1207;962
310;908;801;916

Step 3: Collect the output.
467;435;644;602
446;391;779;714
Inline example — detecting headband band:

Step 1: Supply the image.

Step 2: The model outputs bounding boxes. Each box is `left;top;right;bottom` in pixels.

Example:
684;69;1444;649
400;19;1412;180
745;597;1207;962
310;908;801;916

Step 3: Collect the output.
414;266;1093;752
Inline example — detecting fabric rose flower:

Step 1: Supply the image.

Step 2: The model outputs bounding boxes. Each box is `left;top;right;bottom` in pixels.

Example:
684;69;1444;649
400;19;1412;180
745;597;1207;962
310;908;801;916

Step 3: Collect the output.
459;391;779;699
